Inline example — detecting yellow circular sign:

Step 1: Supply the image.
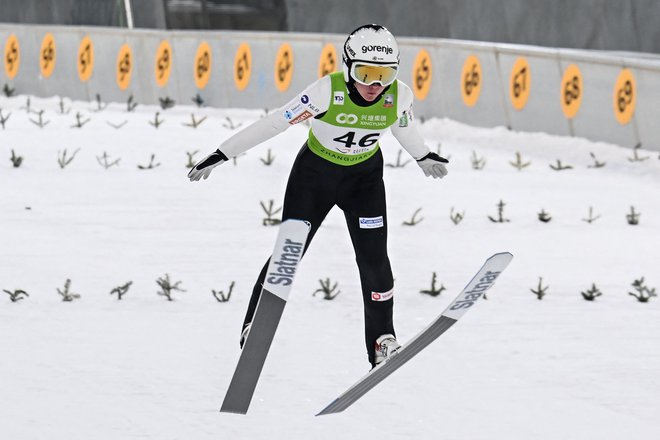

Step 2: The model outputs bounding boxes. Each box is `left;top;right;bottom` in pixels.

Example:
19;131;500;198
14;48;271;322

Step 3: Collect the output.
274;43;294;92
233;43;252;91
193;41;212;89
613;68;636;125
560;64;583;119
155;40;173;88
40;33;56;78
77;36;94;82
412;49;432;100
318;43;337;78
509;57;531;111
116;44;133;91
461;55;482;107
4;34;20;79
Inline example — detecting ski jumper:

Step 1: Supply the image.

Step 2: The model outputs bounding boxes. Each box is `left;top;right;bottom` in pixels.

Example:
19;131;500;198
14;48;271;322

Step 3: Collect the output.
237;72;426;366
187;23;448;368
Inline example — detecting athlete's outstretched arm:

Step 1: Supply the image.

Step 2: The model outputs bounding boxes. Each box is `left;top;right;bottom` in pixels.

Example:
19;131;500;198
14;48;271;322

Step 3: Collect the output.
390;82;448;179
188;76;331;181
187;112;289;181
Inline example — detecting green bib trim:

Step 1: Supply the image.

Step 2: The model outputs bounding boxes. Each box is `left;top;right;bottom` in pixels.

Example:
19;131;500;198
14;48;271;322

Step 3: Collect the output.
307;72;398;166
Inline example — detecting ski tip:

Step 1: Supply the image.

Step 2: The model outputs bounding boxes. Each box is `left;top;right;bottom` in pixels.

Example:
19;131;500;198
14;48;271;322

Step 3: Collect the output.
488;252;514;264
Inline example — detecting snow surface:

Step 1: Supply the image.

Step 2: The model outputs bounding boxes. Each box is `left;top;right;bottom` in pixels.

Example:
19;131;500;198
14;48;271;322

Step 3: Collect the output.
1;95;659;439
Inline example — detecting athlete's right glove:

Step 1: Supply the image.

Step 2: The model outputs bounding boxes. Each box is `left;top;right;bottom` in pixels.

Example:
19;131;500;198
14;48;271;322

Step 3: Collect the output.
187;148;229;181
416;152;449;179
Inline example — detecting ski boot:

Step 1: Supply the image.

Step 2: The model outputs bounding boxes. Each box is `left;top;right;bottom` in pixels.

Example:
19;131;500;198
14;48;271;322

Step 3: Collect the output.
374;334;401;366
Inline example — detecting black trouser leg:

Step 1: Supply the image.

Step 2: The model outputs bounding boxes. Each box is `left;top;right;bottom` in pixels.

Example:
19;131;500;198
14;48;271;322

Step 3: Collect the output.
339;152;395;366
345;212;394;366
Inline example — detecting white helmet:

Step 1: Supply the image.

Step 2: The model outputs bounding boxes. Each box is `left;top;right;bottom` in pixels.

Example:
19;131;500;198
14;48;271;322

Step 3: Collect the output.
342;24;400;86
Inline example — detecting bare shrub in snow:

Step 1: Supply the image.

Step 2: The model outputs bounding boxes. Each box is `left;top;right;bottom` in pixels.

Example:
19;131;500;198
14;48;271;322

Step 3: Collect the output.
488;200;510;223
313;278;341;300
628;277;656;303
530;277;549;300
581;283;603;301
4;289;29;302
156;274;186;301
509;152;530;170
213;281;235;302
261;200;282;226
626;206;640;225
403;208;423;226
58;279;81;302
420;272;446;297
10;150;23;168
57;148;80;169
110;281;133;300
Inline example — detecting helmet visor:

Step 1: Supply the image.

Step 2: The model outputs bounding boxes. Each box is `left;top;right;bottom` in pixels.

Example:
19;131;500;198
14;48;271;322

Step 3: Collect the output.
351;63;398;86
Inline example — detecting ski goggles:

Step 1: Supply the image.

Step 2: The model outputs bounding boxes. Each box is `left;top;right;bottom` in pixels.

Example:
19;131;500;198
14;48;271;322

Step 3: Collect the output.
351;62;398;86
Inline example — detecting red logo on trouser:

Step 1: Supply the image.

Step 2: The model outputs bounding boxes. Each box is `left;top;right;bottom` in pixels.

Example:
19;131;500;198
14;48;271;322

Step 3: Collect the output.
371;288;393;302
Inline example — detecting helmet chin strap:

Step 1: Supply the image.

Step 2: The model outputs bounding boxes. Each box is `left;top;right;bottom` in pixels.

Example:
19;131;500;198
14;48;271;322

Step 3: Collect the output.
346;76;391;107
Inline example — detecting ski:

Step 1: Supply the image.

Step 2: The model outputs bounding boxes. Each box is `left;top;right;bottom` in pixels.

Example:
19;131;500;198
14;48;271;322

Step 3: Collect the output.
316;252;513;416
220;219;311;415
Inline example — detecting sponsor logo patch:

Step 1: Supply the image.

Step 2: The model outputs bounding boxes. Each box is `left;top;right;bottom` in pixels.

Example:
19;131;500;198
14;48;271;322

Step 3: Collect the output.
266;238;304;287
288;110;313;125
398;111;409;127
283;103;304;120
359;216;384;229
371;288;394;302
301;94;310;104
336;113;358;124
362;45;393;55
334;91;345;105
383;94;394;107
449;271;501;311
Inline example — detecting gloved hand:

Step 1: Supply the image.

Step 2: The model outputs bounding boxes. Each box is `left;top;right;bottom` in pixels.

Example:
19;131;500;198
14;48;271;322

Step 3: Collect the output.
416;152;449;179
187;148;229;181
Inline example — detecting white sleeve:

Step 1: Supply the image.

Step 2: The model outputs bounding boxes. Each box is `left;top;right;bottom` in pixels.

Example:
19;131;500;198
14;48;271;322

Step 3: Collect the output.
389;81;431;160
219;76;331;158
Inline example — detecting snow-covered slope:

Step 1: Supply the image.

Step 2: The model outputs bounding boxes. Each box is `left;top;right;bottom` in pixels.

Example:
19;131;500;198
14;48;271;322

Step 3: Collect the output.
1;95;659;439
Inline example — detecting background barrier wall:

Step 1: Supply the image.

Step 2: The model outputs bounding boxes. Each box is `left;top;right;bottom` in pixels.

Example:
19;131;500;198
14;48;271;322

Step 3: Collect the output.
5;1;660;55
2;23;659;151
284;0;660;54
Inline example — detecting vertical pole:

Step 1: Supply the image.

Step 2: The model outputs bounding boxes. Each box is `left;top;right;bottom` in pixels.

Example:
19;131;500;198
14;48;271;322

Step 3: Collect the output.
202;0;210;28
124;0;134;29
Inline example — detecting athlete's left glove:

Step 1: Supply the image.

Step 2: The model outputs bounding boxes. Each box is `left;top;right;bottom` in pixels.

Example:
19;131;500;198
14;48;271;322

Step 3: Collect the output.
416;152;449;179
188;148;229;181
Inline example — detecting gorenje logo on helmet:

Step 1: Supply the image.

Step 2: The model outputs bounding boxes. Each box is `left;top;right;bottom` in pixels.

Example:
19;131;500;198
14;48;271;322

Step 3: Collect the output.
362;45;393;55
